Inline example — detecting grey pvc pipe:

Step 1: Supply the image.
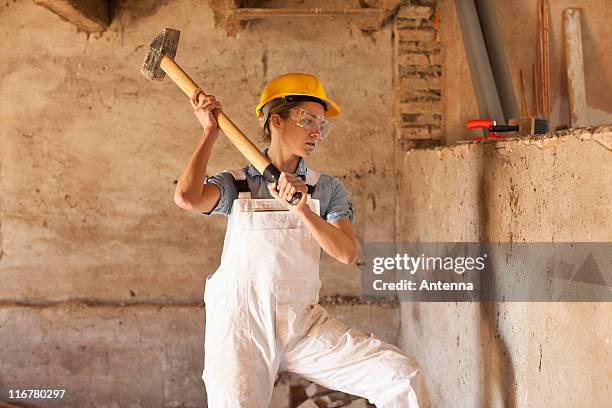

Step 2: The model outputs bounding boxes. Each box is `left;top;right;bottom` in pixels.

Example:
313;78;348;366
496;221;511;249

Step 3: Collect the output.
475;0;519;120
455;0;505;123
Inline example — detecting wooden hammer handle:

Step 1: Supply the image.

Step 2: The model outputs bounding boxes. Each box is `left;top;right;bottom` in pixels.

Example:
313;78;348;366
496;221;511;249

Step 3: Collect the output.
159;55;270;173
159;55;301;205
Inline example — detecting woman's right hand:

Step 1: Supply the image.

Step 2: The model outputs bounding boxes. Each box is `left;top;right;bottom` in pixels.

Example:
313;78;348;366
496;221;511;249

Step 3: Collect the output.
190;88;222;132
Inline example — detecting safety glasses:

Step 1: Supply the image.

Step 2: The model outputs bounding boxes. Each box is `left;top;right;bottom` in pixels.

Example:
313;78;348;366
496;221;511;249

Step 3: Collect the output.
288;108;332;140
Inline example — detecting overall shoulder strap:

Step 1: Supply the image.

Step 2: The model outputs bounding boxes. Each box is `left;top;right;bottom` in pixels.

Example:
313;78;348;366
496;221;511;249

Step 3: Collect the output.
228;167;319;198
224;168;251;198
304;168;320;195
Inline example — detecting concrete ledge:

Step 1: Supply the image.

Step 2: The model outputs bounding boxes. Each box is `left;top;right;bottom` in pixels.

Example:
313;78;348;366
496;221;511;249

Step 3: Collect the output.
408;124;612;154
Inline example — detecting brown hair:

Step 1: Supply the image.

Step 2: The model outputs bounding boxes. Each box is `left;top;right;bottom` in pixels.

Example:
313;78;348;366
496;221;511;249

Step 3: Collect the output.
259;100;303;143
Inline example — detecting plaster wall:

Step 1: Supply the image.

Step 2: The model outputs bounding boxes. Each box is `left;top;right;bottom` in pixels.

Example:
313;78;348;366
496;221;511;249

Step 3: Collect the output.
398;127;612;407
0;0;395;305
0;302;400;407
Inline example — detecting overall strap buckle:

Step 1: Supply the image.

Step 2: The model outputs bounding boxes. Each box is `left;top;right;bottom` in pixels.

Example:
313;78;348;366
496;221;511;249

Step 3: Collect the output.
302;168;320;195
227;166;321;198
225;168;251;198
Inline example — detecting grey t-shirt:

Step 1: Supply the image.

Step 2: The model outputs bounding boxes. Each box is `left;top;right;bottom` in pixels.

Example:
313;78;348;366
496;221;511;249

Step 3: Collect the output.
203;156;353;224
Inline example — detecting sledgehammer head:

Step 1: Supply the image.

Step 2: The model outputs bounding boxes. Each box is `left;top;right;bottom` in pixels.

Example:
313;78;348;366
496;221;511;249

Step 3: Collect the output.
141;28;180;80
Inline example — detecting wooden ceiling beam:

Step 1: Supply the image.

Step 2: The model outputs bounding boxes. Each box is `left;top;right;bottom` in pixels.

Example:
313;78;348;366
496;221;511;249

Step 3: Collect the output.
232;7;387;31
33;0;110;32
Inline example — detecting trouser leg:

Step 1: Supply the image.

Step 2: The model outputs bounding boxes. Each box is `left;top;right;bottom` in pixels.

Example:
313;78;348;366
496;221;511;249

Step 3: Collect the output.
283;304;420;408
202;282;279;407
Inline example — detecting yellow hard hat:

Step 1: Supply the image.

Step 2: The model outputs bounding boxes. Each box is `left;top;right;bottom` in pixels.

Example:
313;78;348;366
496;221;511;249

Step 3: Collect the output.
256;73;341;119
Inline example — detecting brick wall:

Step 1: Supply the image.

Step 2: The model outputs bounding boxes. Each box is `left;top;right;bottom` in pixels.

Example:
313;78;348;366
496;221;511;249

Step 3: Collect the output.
395;1;442;148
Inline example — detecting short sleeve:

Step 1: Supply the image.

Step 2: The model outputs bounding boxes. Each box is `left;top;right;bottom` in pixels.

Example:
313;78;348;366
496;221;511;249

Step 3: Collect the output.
325;177;354;224
201;171;238;216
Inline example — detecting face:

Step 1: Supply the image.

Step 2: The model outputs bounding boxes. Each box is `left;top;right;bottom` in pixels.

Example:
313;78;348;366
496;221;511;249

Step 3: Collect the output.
270;101;326;157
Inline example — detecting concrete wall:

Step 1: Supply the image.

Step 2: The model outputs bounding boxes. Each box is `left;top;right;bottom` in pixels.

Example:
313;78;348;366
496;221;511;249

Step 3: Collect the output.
440;0;612;144
397;127;612;407
1;302;400;407
0;0;399;406
0;0;395;304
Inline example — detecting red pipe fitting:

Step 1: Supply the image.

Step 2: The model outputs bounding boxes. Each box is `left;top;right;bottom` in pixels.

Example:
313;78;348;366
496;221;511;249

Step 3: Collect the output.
466;119;504;140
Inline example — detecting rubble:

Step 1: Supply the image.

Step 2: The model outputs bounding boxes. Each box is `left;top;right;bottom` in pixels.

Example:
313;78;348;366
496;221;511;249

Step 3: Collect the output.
320;294;399;307
272;372;374;408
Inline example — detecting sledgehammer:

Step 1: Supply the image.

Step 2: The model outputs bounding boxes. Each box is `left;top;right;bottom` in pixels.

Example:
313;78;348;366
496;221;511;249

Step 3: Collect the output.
141;28;301;205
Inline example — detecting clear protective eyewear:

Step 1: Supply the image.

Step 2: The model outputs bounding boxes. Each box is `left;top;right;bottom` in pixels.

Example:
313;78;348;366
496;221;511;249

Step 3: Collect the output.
288;108;332;140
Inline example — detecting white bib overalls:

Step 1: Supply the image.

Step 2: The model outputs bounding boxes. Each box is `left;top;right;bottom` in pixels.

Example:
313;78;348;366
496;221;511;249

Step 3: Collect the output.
202;169;420;407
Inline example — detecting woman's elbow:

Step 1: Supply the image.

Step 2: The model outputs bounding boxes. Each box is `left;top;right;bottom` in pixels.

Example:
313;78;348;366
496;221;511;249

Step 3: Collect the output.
338;244;358;265
174;191;194;210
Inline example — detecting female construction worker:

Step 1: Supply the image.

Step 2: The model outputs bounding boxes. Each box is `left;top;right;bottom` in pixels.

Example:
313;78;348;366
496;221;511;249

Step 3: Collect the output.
174;73;420;407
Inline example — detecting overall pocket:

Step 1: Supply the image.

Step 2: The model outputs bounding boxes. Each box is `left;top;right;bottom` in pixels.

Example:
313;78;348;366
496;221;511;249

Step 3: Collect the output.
304;305;351;349
203;283;256;382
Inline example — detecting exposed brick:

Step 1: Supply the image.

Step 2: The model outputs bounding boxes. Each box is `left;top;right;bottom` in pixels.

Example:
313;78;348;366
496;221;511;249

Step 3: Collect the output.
399;65;441;78
401;113;420;123
395;3;442;143
424;113;442;125
397;5;433;20
398;76;440;90
399;126;433;139
401;112;442;126
399;88;441;103
399;29;436;42
397;53;430;66
396;15;434;28
399;101;441;114
398;40;440;53
429;51;443;65
396;18;430;30
430;125;443;139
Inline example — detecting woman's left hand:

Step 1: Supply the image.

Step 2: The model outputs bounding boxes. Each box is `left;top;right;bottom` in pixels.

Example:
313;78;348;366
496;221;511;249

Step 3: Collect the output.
267;172;309;213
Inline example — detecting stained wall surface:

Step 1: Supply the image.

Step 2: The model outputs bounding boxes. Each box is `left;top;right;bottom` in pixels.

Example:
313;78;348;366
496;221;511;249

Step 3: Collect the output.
397;127;612;407
1;302;400;407
0;0;395;304
0;0;398;406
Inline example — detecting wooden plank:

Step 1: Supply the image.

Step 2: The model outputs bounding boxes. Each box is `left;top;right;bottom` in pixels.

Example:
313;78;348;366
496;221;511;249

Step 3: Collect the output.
532;63;539;118
399;126;435;140
233;7;384;17
536;0;545;116
537;0;550;117
542;0;550;116
519;69;529;117
563;8;588;127
233;7;386;30
33;0;109;32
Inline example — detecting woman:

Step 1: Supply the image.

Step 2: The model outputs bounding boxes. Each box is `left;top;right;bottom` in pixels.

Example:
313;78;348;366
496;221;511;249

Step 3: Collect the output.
174;73;420;407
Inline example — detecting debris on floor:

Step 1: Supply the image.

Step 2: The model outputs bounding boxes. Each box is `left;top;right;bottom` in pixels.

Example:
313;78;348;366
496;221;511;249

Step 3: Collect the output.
272;372;375;408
